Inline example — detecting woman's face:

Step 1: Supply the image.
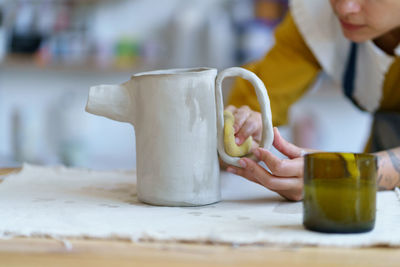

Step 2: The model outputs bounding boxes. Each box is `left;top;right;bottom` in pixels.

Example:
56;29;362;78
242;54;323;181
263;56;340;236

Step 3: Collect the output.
330;0;400;42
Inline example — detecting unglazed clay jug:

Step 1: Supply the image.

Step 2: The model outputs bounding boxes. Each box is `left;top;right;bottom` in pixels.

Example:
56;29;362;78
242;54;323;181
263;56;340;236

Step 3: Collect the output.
86;67;273;206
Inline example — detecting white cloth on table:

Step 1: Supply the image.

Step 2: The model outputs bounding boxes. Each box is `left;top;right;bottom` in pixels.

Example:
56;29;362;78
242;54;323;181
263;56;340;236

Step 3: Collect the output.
0;164;399;247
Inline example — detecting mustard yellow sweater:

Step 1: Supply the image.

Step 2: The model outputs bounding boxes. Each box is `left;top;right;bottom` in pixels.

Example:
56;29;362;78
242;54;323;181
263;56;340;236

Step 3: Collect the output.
228;12;400;126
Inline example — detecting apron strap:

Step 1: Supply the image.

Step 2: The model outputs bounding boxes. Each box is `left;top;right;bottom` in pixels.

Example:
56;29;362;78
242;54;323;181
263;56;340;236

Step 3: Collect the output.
342;44;400;152
342;42;365;111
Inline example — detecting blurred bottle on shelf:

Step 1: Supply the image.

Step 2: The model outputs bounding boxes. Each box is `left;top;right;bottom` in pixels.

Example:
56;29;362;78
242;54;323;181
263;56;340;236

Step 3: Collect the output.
166;2;237;69
114;37;139;69
254;0;288;27
36;1;90;66
236;19;274;64
11;108;22;163
93;37;114;69
36;0;56;37
204;6;236;69
3;0;92;67
46;91;90;167
9;0;43;54
3;0;286;70
11;106;49;164
231;0;288;64
0;4;5;61
167;4;205;68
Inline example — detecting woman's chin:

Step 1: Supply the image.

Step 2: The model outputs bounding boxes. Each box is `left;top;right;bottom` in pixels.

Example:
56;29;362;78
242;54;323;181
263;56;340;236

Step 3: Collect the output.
342;30;370;43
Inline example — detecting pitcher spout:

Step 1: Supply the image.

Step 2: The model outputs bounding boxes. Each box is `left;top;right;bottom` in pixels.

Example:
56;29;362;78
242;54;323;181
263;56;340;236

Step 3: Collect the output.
85;84;133;123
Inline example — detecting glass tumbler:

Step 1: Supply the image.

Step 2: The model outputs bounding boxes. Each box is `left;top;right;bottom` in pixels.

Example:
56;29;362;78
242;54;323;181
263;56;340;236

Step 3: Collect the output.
303;152;377;233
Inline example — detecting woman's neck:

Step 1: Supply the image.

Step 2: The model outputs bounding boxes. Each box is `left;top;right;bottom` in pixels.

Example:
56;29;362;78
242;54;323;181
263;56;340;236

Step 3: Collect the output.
373;27;400;55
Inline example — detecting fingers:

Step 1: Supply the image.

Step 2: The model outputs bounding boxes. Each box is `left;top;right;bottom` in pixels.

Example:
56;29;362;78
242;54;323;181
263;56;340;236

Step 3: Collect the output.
224;105;263;145
250;139;260;151
254;147;303;177
224;105;250;144
226;166;262;186
225;105;236;113
274;189;303;202
232;105;252;135
272;127;305;159
236;112;262;144
226;158;302;192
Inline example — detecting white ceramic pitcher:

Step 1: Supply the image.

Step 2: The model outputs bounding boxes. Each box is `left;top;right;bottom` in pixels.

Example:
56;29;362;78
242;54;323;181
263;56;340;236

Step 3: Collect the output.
86;67;273;206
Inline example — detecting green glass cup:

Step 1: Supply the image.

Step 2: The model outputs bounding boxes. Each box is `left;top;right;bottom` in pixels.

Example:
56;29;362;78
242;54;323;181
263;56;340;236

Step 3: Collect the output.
303;152;377;233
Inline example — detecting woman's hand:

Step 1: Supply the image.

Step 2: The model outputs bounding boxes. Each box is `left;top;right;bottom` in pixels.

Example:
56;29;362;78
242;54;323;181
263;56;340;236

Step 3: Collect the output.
374;148;400;190
225;105;262;147
226;127;313;202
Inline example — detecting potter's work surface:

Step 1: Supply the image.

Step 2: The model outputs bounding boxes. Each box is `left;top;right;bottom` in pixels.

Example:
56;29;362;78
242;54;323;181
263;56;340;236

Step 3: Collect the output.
0;165;399;247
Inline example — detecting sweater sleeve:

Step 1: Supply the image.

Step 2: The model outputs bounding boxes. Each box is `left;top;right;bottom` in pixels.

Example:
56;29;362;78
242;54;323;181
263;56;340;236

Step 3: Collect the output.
227;11;321;126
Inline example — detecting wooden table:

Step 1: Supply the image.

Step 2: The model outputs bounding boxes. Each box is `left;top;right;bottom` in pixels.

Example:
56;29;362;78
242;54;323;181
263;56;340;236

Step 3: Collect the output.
1;168;399;267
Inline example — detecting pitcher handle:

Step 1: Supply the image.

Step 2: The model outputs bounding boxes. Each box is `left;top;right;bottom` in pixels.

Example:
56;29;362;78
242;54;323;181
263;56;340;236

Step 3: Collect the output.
215;67;274;167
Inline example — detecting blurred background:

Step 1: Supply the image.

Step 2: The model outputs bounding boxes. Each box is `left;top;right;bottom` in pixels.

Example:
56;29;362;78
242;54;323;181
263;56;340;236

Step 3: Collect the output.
0;0;371;170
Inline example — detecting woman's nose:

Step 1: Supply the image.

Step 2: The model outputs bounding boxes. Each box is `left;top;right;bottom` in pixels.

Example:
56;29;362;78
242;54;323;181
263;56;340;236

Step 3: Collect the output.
334;0;362;16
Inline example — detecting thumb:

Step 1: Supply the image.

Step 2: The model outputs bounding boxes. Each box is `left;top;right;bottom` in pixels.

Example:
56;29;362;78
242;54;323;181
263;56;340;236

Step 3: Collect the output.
272;127;305;159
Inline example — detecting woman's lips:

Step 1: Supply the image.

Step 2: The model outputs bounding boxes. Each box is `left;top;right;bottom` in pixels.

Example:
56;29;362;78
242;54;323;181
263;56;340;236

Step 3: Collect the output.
340;19;365;31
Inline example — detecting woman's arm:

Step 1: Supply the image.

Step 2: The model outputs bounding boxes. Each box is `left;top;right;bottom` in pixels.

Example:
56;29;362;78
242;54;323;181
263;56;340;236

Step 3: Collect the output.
375;148;400;190
226;128;400;202
228;11;321;128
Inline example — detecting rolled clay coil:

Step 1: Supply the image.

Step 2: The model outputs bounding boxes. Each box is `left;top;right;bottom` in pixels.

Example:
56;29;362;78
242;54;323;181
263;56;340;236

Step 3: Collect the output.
223;110;253;157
